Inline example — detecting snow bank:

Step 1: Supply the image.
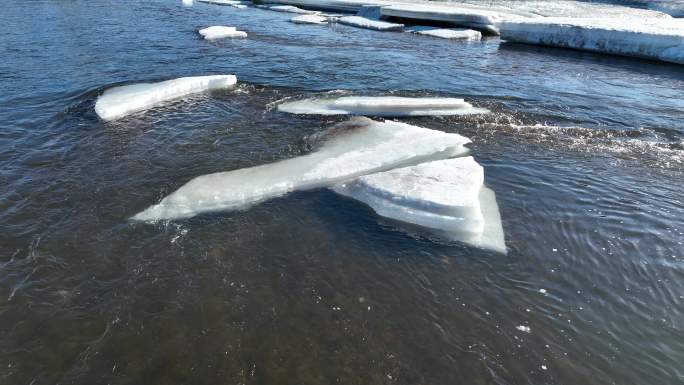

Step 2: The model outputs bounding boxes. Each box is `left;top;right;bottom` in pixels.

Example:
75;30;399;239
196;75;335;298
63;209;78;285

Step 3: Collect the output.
198;26;247;40
410;27;482;40
498;17;684;65
268;5;321;14
278;96;488;116
333;157;506;253
132;117;471;221
379;3;513;35
95;75;237;121
291;14;329;24
337;15;404;31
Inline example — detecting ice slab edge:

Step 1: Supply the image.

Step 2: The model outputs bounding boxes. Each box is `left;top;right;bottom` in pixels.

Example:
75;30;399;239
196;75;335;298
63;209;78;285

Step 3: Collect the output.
333;157;507;254
95;75;237;121
132;117;471;221
278;96;489;116
498;18;684;65
199;26;248;40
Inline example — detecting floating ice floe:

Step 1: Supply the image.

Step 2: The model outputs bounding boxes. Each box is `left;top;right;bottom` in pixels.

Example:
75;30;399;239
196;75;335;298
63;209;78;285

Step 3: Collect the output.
409;27;482;40
95;75;237;121
498;17;684;65
337;15;404;31
182;0;193;6
291;14;329;24
333;157;506;253
199;26;247;40
277;96;488;116
257;0;390;13
198;0;248;7
268;5;321;14
132;117;471;221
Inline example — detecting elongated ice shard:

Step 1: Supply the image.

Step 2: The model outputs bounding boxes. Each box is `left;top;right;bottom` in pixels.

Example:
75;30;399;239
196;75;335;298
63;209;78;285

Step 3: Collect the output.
291;14;328;24
334;157;506;253
199;26;247;40
95;75;237;121
132;118;471;221
337;16;404;31
279;96;488;116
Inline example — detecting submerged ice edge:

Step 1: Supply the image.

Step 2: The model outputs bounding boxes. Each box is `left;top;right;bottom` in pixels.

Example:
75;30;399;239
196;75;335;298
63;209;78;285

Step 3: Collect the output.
332;157;506;254
277;96;490;116
132;117;471;221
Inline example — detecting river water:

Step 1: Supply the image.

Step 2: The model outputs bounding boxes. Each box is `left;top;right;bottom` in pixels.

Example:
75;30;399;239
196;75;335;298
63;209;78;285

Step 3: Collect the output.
1;1;683;384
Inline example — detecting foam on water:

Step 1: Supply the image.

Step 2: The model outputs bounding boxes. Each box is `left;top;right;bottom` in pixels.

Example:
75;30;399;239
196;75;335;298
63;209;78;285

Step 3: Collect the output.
333;157;507;253
95;75;237;121
278;96;489;116
198;26;247;40
132;117;471;221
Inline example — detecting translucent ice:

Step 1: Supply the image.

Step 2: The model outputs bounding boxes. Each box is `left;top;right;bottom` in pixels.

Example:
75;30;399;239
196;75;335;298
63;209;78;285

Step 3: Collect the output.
379;3;510;35
409;27;482;40
291;14;329;24
198;0;247;7
337;16;404;31
198;26;247;40
278;96;488;116
333;157;506;253
95;75;237;121
132;118;471;221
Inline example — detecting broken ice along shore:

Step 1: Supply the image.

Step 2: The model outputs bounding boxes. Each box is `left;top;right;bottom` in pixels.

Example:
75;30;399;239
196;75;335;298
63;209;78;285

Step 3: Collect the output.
132;117;506;253
248;0;684;64
95;75;237;121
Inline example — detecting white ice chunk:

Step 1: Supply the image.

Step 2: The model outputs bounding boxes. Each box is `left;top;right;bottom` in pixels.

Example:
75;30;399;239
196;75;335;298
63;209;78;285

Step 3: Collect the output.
333;157;506;253
132;117;471;221
410;27;482;40
337;16;404;31
278;96;488;116
291;14;329;24
269;5;321;14
256;0;390;13
198;0;248;7
198;26;247;40
95;75;237;121
182;0;193;6
498;17;684;65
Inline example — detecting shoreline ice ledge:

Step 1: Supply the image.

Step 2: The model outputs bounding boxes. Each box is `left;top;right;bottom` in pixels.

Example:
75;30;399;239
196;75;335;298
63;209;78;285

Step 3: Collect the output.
95;75;237;121
132;117;471;221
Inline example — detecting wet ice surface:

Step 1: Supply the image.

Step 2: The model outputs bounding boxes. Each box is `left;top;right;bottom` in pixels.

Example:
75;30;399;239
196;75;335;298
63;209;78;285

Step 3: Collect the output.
2;1;684;385
337;15;405;31
290;14;329;24
198;26;247;39
408;27;483;40
133;117;471;220
95;75;238;121
333;157;507;253
278;96;489;116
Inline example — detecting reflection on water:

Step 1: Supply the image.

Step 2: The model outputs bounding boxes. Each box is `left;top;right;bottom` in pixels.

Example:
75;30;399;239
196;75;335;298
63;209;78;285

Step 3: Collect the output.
0;1;683;385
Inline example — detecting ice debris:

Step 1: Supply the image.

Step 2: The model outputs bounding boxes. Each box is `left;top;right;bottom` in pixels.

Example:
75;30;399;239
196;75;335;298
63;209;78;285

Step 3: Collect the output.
337;15;404;31
291;14;329;24
333;157;506;253
132;117;471;221
409;27;482;40
198;26;247;40
277;96;488;116
95;75;237;121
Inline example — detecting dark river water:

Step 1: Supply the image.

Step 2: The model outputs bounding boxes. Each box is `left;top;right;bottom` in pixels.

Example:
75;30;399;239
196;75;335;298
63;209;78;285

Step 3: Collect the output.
1;1;683;384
